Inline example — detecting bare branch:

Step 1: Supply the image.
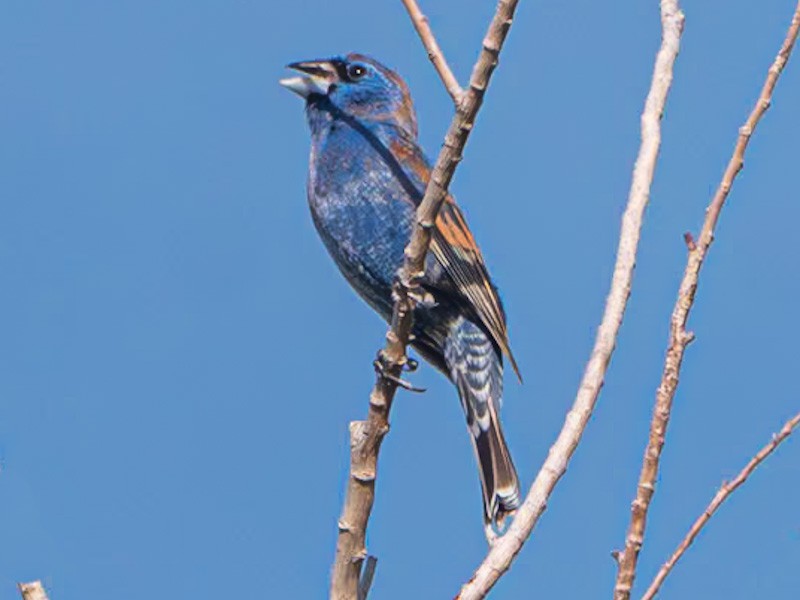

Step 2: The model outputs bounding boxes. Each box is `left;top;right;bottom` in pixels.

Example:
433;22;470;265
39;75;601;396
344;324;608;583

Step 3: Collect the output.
329;1;522;598
640;411;800;600
400;0;464;103
18;582;49;600
456;2;685;598
613;4;800;599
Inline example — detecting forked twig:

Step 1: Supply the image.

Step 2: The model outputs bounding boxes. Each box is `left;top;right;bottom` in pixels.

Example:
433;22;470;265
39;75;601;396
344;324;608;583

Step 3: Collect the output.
456;2;685;598
612;4;800;599
640;411;800;600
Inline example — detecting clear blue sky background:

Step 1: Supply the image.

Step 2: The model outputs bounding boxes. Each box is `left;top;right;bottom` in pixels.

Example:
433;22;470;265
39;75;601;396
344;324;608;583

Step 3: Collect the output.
2;1;799;598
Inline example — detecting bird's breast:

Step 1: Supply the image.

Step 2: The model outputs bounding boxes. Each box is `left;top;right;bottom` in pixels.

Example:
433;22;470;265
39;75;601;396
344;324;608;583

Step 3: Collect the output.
306;125;417;308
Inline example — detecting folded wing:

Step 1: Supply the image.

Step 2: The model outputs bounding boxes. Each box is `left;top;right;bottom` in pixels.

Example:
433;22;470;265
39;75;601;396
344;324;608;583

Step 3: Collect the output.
388;132;521;380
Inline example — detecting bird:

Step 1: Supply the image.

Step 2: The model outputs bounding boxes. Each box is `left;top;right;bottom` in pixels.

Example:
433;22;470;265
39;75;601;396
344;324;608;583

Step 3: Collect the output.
280;53;521;531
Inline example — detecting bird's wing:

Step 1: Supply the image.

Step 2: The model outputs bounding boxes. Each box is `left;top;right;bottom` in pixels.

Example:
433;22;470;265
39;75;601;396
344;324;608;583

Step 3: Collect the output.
388;133;521;380
430;198;521;380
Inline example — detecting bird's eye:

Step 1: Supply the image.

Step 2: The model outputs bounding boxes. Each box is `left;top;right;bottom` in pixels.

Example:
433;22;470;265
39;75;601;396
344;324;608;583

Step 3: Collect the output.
346;64;367;80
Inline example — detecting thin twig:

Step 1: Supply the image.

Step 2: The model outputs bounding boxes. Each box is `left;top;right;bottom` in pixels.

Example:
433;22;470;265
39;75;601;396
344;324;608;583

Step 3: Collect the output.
640;411;800;600
357;556;378;600
328;1;522;598
18;581;49;600
612;4;800;599
400;0;464;103
456;2;685;598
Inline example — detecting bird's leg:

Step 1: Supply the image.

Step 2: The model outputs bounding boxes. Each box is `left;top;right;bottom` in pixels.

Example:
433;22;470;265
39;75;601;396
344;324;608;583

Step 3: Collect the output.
407;287;437;309
394;269;437;309
373;352;426;393
378;273;428;391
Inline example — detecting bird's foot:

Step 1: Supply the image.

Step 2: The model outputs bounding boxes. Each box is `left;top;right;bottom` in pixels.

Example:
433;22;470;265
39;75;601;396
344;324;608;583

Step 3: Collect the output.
373;354;426;393
403;357;419;372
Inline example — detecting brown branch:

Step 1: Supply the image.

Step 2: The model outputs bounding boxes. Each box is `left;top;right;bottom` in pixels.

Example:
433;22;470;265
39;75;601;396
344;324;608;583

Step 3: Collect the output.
612;4;800;599
400;0;464;103
456;2;685;598
18;582;49;600
328;1;522;598
640;410;800;600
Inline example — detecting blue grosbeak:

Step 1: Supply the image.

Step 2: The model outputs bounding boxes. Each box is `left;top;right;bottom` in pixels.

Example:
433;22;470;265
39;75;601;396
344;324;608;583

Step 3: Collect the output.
281;53;521;528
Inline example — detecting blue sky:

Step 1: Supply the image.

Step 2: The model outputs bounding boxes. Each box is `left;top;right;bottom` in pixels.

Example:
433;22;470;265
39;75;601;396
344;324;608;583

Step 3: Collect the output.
2;1;799;598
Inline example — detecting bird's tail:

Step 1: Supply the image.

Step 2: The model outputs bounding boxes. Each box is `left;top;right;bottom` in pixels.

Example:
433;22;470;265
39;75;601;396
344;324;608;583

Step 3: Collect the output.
444;316;521;530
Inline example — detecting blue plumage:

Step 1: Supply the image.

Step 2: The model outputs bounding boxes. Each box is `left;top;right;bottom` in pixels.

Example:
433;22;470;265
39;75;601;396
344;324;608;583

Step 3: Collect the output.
282;53;521;528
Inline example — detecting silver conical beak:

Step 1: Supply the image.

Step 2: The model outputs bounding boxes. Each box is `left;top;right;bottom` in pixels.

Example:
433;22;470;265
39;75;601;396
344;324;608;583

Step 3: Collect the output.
279;60;336;98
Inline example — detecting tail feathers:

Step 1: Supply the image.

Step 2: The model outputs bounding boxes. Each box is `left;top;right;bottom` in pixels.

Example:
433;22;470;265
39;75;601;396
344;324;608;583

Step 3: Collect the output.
444;317;521;529
472;400;521;527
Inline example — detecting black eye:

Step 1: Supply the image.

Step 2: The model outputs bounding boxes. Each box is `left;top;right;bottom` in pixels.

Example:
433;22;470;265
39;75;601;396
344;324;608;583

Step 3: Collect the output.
346;64;367;80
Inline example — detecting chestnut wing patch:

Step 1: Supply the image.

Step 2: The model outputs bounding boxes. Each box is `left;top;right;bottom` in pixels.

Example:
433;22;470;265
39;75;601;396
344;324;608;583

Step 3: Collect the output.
388;133;520;379
430;198;521;381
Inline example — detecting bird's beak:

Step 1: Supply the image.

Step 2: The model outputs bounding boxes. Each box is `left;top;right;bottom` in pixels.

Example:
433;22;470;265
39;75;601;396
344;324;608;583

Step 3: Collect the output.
280;60;337;98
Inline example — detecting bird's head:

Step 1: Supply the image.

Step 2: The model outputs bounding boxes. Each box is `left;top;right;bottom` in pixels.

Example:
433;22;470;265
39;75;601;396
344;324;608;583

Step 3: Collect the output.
280;53;418;138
